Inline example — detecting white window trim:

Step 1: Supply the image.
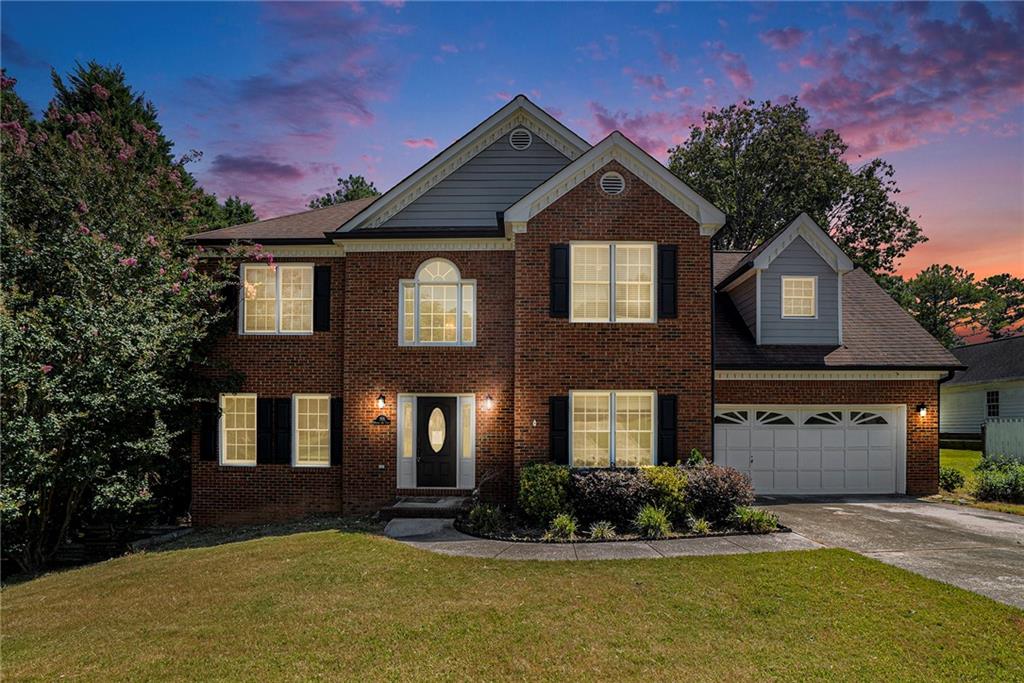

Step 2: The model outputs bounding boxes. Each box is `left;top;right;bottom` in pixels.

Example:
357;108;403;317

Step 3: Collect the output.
569;242;657;324
219;393;257;467
292;393;331;468
780;275;818;319
397;259;477;347
239;262;315;336
568;390;657;468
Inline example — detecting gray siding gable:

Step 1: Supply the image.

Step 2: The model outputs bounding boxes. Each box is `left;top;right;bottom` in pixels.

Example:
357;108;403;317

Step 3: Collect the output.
759;236;840;345
380;133;570;229
729;275;757;338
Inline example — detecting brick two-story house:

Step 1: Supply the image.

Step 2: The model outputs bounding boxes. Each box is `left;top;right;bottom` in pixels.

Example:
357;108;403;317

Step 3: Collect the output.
188;96;961;525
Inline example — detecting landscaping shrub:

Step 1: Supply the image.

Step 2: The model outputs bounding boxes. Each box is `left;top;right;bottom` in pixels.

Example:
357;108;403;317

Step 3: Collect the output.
518;463;570;524
569;469;654;525
642;466;688;521
544;513;578;541
973;463;1024;503
938;466;966;492
975;453;1022;472
634;505;671;539
690;517;711;535
686;464;755;525
685;448;705;467
587;520;616;540
732;506;779;534
467;503;504;535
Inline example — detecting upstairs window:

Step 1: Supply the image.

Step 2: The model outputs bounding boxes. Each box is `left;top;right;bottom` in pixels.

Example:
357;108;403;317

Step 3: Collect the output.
570;243;655;323
987;391;1000;417
781;276;817;318
241;264;313;334
399;258;475;346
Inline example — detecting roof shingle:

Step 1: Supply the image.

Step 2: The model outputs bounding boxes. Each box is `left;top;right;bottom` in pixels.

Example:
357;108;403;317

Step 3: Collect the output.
945;337;1024;386
187;197;378;243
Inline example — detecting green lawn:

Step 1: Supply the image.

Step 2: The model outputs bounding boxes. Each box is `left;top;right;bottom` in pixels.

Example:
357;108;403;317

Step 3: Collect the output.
3;523;1022;681
939;449;1024;516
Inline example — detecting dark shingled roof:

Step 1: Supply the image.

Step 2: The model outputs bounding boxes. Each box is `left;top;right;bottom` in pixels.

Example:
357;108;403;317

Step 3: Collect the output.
713;252;963;370
945;337;1024;386
187;197;378;244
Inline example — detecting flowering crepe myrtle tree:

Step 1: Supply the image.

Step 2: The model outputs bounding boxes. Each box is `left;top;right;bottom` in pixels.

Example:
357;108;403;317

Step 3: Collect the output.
0;72;267;571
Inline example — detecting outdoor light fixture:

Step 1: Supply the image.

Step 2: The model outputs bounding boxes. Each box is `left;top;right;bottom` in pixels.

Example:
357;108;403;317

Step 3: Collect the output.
484;394;494;410
376;393;386;409
917;403;927;418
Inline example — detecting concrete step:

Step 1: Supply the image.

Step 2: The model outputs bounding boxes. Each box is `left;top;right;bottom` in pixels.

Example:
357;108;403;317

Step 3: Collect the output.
380;496;471;521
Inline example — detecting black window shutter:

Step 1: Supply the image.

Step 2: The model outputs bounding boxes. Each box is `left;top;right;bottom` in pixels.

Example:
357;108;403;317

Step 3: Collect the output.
657;394;678;465
657;245;677;319
330;397;343;466
199;401;218;461
313;265;331;332
549;396;569;465
256;398;274;464
550;245;569;318
273;398;292;464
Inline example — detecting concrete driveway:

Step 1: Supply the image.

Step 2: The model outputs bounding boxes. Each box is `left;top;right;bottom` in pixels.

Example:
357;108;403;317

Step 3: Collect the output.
762;497;1024;609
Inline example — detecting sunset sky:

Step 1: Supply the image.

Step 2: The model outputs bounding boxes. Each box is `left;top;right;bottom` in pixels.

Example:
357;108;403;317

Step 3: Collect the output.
3;1;1022;278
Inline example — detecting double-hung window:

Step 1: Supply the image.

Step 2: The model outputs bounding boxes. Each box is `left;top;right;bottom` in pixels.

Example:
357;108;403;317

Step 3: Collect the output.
987;391;1000;417
570;391;655;467
294;394;330;467
781;276;817;318
220;393;256;466
399;258;475;345
241;263;313;334
570;243;655;322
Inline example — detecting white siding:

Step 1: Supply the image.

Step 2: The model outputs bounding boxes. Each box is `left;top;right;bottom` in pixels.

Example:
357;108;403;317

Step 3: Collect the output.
940;380;1024;434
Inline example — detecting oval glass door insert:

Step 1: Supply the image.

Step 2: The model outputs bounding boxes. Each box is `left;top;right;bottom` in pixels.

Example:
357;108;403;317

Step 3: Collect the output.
428;407;446;452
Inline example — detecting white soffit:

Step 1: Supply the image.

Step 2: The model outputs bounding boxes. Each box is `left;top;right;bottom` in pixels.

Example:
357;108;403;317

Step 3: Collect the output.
503;131;727;236
752;213;855;273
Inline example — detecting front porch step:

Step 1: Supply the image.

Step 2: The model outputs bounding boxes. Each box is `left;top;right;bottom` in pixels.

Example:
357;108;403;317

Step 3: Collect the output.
380;496;471;521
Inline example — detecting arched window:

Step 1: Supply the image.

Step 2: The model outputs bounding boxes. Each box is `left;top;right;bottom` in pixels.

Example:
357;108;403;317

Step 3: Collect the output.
399;258;476;345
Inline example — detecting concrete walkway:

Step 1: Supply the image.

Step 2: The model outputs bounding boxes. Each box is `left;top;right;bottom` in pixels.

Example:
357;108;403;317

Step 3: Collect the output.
383;518;823;560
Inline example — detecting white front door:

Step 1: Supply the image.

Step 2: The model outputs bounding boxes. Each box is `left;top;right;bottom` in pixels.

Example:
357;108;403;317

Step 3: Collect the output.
713;405;906;495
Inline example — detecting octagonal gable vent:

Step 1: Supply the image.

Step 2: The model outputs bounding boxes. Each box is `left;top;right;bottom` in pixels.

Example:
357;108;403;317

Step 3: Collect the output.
509;127;533;150
600;171;625;195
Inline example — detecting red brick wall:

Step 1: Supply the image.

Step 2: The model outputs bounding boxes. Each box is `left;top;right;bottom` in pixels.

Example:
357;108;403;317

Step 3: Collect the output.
513;161;714;473
341;250;515;513
715;379;939;495
191;256;345;526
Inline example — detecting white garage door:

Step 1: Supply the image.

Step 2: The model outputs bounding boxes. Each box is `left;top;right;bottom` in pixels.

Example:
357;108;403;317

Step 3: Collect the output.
713;405;907;495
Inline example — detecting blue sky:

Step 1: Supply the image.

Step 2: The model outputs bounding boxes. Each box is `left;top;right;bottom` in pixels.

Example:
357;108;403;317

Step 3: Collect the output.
3;1;1022;276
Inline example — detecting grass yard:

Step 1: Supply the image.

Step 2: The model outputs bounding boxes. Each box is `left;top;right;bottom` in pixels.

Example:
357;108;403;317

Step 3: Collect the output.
3;522;1022;681
939;449;1024;516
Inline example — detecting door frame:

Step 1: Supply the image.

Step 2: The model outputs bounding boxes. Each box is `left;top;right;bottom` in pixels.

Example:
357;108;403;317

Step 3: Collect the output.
396;393;476;490
713;403;907;494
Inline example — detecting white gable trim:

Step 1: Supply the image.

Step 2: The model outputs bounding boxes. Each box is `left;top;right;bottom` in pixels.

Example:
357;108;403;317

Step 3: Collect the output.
335;96;590;233
751;213;854;273
504;132;727;236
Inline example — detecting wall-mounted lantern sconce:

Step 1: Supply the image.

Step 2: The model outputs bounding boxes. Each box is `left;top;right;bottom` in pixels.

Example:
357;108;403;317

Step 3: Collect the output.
376;393;387;410
484;394;494;410
916;403;927;418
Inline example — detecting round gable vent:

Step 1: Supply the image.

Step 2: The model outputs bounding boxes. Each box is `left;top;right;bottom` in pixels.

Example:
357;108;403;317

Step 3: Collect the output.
509;127;533;150
600;171;625;195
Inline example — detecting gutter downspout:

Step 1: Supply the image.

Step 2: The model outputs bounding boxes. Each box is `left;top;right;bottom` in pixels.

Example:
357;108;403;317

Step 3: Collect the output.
937;368;958;454
709;239;716;466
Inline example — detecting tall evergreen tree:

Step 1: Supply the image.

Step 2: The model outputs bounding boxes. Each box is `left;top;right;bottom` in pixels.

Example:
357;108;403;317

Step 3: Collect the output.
308;174;379;209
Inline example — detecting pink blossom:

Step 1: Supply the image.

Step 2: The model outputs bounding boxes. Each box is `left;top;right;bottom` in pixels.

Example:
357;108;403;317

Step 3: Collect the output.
116;138;136;161
145;234;158;247
1;73;16;90
40;364;53;374
159;267;166;275
171;283;181;293
119;257;138;267
34;131;48;144
96;232;107;241
113;244;124;253
91;83;110;100
1;121;29;154
66;131;85;150
181;269;191;280
77;200;89;214
167;169;182;188
196;245;205;253
132;122;159;146
45;106;60;122
78;225;91;235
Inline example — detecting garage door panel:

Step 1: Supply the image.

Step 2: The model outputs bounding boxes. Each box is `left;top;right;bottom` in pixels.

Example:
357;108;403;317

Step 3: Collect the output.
845;450;868;469
798;471;821;489
751;430;774;449
725;451;749;469
798;451;822;469
869;470;894;490
821;470;845;489
869;450;894;468
751;451;775;469
751;471;775;490
869;430;892;447
798;430;821;448
846;470;869;489
821;450;845;469
844;430;868;448
774;430;798;449
774;470;798;490
774;450;798;469
822;430;846;448
726;430;750;448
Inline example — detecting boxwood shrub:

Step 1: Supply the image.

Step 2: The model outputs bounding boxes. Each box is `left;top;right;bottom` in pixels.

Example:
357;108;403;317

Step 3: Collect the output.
686;464;754;525
641;466;688;522
517;463;570;524
569;469;654;526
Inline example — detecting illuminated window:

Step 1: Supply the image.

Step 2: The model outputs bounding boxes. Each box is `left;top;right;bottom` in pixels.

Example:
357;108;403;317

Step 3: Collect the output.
399;258;475;346
571;243;654;322
241;263;313;334
220;394;256;465
781;276;816;318
294;394;330;466
571;391;655;467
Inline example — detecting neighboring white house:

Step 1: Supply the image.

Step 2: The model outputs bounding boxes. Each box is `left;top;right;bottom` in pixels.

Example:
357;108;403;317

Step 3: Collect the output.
940;337;1024;436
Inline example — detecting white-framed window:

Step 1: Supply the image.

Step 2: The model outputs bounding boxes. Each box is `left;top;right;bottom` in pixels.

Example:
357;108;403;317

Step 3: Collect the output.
987;391;1000;417
293;394;330;467
399;258;476;346
570;391;655;467
781;276;817;318
570;243;655;323
219;393;257;466
240;263;314;334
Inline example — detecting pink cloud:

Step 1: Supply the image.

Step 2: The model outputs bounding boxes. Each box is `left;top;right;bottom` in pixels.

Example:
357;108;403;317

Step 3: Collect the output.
654;2;673;14
587;101;707;158
209;154;304;181
706;42;754;91
577;34;619;61
404;137;437;149
493;91;512;102
623;68;693;102
759;27;808;51
439;43;459;54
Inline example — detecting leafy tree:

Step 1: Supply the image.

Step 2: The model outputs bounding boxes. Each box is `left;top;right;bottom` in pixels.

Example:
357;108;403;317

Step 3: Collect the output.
308;174;379;209
902;265;983;348
195;192;259;230
0;73;256;572
668;98;925;275
977;274;1024;339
